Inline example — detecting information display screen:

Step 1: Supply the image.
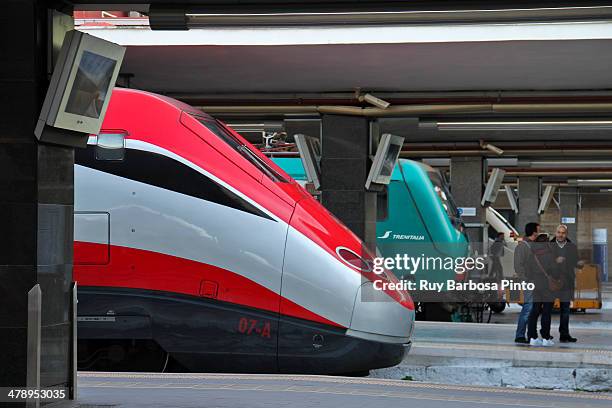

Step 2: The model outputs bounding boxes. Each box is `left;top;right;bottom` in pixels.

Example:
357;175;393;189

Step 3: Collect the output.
380;143;401;177
65;51;117;119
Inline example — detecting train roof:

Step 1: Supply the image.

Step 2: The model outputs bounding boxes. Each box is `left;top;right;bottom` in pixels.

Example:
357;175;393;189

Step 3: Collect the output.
393;159;433;181
109;87;215;120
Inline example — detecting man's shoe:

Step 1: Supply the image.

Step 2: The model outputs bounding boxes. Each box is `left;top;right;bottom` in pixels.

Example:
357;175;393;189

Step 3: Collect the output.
542;338;555;347
529;338;543;346
560;335;577;343
514;337;529;344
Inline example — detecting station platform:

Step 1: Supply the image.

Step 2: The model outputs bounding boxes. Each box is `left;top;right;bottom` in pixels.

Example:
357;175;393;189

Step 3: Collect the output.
71;372;612;408
371;320;612;390
412;320;612;365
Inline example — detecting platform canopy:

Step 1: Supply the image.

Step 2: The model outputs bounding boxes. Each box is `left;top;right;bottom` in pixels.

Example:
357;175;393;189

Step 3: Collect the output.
80;19;612;97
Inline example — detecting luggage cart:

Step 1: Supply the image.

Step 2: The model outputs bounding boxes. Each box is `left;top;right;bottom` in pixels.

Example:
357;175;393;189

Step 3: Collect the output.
505;263;602;311
554;263;602;312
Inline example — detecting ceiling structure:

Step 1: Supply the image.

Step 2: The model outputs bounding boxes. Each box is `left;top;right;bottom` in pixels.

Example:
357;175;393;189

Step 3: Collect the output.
82;21;612;96
72;2;612;181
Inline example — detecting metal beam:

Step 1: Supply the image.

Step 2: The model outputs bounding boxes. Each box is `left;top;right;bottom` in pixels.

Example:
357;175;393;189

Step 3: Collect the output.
147;3;612;29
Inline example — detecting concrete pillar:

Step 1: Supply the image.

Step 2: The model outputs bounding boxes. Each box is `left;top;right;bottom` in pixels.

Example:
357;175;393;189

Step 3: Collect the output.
517;177;540;235
450;157;486;254
320;114;377;249
559;187;579;243
0;0;74;400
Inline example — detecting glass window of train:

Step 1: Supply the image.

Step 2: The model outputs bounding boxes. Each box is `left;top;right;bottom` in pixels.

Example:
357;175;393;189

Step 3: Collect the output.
377;186;389;221
95;132;125;161
428;171;459;218
217;120;289;183
195;116;288;183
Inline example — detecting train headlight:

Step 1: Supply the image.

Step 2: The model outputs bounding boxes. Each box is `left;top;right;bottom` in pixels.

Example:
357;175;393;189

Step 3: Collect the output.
335;247;372;273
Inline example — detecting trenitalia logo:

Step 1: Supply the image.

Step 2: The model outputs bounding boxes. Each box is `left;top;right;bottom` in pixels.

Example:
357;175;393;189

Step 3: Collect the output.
378;231;392;239
377;231;425;241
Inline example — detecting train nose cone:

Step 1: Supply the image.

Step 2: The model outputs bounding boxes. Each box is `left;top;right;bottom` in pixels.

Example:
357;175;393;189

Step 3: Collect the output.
348;281;415;344
287;197;415;345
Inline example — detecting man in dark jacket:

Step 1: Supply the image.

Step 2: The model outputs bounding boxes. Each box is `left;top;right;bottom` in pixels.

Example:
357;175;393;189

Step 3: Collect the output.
489;232;505;282
527;233;561;346
550;224;580;343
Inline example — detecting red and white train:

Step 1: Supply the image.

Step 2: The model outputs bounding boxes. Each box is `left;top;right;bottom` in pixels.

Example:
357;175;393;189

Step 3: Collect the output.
74;88;414;374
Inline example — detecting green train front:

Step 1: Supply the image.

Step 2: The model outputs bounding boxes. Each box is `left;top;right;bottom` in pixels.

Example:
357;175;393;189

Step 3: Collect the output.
273;158;470;319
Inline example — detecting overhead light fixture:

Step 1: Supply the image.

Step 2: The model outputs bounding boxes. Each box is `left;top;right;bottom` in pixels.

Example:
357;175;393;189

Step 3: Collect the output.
568;179;612;186
439;120;612;131
422;158;518;167
226;122;284;132
480;140;504;156
520;160;612;168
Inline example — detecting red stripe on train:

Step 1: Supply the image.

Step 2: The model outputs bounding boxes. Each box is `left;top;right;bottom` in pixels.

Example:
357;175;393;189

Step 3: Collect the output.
74;241;343;328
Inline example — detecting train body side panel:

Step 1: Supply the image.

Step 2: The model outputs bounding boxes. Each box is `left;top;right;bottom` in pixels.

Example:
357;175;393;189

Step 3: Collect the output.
75;132;292;371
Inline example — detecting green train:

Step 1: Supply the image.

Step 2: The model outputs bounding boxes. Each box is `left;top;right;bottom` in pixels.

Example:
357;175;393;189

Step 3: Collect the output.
273;157;478;321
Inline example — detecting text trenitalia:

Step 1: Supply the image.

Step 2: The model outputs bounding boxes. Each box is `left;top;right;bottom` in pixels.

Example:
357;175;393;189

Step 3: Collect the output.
373;279;534;292
372;255;487;275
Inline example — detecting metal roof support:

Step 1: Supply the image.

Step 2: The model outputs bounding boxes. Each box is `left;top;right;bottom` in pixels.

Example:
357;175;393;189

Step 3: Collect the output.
149;3;612;30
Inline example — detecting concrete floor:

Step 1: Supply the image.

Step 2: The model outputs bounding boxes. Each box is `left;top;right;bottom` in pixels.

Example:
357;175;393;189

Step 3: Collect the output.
488;304;612;328
77;372;612;408
414;318;612;351
370;310;612;390
487;280;612;326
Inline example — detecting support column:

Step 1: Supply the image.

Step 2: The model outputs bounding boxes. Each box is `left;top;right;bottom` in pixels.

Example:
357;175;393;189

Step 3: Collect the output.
517;176;541;234
320;114;377;249
0;0;74;400
559;187;579;243
450;157;486;254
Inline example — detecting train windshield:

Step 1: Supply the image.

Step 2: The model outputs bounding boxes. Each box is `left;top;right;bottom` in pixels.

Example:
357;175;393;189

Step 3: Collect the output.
195;116;288;183
427;170;461;226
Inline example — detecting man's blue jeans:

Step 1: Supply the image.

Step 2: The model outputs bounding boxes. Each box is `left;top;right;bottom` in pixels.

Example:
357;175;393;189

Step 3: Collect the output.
515;290;533;339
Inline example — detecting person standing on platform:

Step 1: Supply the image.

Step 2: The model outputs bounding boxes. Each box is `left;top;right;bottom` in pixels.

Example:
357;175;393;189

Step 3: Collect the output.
514;222;540;344
550;224;580;343
489;232;505;282
527;233;561;347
